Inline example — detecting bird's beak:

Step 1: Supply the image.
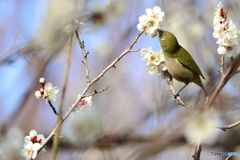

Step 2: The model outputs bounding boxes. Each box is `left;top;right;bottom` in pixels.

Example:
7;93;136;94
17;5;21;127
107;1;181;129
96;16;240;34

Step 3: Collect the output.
157;29;164;38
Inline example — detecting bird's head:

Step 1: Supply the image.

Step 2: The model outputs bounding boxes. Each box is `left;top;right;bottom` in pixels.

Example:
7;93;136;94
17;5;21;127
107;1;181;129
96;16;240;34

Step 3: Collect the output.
158;30;180;53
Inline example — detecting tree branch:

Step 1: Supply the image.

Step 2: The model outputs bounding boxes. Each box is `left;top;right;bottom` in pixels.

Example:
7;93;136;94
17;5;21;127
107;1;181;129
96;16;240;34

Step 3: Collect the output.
205;53;240;109
192;143;202;160
51;33;73;160
217;120;240;131
82;86;110;98
75;29;91;84
166;80;194;112
37;30;145;153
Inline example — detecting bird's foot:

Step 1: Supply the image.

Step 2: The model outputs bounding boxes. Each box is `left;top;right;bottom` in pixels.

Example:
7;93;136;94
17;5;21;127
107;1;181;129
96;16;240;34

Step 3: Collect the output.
174;93;179;99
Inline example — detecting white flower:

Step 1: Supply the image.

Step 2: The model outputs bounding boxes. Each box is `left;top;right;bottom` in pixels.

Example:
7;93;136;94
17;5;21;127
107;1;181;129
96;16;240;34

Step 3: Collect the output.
140;48;166;76
217;32;238;46
213;23;225;39
44;82;60;103
147;51;167;76
217;46;227;55
218;44;240;57
140;47;154;61
24;130;45;144
213;2;225;24
184;113;219;145
147;64;163;76
35;78;60;103
21;130;46;159
213;2;226;38
21;141;41;160
148;52;164;65
72;95;92;112
225;19;239;36
137;6;165;37
213;2;240;57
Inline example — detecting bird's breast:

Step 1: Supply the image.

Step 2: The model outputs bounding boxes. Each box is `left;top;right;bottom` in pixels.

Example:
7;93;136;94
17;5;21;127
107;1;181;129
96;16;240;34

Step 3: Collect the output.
164;56;195;83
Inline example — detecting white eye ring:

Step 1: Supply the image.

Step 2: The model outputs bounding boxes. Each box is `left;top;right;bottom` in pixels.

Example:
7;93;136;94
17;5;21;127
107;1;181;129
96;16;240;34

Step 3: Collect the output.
161;36;165;40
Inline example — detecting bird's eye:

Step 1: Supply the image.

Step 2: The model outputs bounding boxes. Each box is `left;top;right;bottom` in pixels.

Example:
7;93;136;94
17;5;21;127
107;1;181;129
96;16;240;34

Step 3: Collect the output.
161;36;165;40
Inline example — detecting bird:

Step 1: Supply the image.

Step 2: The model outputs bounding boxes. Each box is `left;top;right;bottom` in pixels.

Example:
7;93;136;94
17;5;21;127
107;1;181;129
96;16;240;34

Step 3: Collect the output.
157;30;208;97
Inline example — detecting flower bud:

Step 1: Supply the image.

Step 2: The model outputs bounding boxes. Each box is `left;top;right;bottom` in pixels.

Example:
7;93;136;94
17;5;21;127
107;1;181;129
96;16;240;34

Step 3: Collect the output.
39;78;45;84
35;91;42;99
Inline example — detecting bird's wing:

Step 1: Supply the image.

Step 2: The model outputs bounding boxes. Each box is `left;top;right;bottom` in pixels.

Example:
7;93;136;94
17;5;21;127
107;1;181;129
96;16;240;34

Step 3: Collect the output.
177;46;205;79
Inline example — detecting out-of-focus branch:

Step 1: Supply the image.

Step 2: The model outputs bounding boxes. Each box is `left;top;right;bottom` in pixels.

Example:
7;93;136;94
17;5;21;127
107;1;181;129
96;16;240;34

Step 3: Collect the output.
75;29;91;84
235;70;240;74
38;30;145;153
205;53;240;109
192;141;202;160
129;127;184;160
217;120;240;131
51;33;73;160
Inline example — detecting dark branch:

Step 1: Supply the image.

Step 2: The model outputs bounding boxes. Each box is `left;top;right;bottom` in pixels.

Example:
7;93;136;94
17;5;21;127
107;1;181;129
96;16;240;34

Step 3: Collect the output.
48;100;59;116
192;144;202;160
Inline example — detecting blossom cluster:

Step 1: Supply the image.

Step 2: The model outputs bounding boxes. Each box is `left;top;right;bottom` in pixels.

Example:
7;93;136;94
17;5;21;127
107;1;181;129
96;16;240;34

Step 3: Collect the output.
213;2;240;57
184;112;219;145
87;1;126;30
34;78;60;104
137;6;165;37
140;47;167;76
72;94;92;112
21;130;46;160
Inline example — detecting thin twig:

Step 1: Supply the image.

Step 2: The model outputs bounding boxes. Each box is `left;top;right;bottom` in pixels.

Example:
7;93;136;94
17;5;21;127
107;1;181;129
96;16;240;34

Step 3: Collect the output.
51;33;73;160
129;49;141;52
166;80;194;112
37;30;145;153
75;29;91;84
48;100;58;115
217;120;240;131
82;86;110;98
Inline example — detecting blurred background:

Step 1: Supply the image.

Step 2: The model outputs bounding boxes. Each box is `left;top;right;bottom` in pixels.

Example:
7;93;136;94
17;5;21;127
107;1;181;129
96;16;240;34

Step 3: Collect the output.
1;0;240;159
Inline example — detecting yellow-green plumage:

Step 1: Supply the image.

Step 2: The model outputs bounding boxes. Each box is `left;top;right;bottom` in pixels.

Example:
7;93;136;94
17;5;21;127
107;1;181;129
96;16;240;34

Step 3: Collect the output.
158;30;207;96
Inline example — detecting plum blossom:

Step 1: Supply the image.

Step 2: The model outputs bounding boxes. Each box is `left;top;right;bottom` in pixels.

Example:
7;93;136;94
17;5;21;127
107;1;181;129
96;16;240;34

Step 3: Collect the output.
21;130;46;160
34;78;60;103
24;130;45;144
72;95;93;112
21;141;41;160
213;2;240;57
44;82;60;103
140;48;166;77
184;112;219;145
137;6;165;37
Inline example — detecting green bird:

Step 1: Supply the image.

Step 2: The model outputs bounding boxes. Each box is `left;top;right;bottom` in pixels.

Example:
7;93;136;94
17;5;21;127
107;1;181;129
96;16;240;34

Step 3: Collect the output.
158;30;208;97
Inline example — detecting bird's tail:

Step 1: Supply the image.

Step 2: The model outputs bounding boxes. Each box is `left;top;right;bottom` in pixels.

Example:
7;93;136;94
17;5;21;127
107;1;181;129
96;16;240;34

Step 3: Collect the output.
194;76;208;97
